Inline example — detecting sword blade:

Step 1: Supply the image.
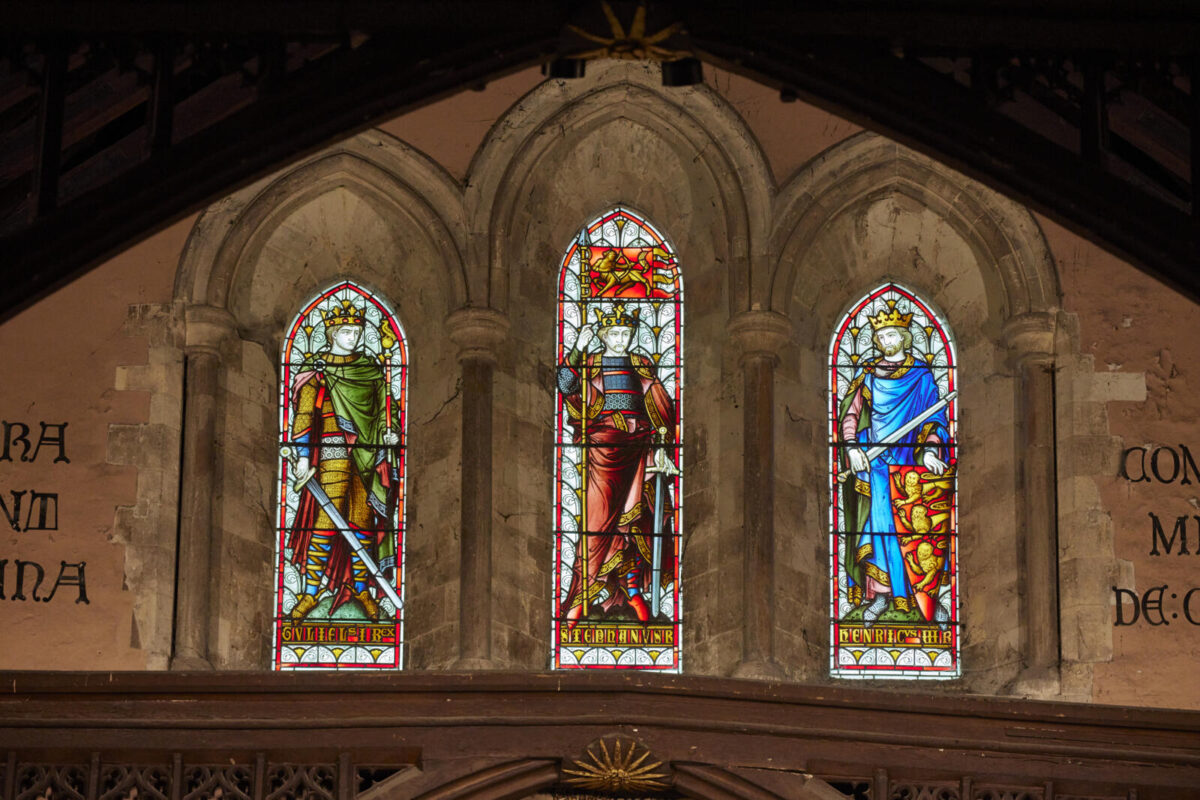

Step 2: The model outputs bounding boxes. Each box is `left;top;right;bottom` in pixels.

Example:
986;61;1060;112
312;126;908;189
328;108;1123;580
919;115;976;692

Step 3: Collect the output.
298;478;403;613
863;390;958;461
650;472;664;619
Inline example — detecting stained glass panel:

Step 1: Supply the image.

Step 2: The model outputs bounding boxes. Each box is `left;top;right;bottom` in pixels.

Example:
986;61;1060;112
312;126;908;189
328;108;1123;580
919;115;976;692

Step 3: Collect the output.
272;281;407;670
828;283;959;679
553;208;683;671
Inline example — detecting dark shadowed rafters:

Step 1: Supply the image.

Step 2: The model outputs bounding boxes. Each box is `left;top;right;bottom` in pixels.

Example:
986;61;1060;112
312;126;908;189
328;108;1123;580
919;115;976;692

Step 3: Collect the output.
3;1;1200;318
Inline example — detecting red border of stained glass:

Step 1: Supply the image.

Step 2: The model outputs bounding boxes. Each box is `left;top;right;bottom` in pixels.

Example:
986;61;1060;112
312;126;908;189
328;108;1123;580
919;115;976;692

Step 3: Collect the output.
828;283;959;679
552;208;684;672
272;280;407;670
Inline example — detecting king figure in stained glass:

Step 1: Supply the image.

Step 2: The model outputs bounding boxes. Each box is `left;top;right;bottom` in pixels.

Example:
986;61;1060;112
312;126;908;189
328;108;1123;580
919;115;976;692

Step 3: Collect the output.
287;298;401;623
553;208;683;670
557;303;677;625
837;301;953;627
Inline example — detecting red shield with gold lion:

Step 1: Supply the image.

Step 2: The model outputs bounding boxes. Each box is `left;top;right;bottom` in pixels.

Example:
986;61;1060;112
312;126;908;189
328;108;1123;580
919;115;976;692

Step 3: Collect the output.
889;465;955;621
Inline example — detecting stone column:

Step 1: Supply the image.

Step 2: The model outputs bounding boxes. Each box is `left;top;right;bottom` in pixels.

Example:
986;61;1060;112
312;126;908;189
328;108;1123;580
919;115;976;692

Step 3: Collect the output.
447;307;509;670
727;310;792;680
170;305;236;670
1004;312;1060;684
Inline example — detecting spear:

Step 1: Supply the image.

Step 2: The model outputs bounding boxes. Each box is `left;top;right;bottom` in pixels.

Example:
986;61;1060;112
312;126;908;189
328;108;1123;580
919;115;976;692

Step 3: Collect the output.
577;234;592;617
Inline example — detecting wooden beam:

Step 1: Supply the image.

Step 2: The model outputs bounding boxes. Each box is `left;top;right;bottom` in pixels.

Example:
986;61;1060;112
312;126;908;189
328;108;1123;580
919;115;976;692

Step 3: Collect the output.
1081;58;1107;165
4;1;1200;51
690;33;1200;302
0;672;1196;797
149;41;175;154
0;26;561;319
30;46;67;219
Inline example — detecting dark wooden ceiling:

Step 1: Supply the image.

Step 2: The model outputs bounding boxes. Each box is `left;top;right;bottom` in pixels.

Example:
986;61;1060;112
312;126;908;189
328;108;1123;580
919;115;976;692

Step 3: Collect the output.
3;1;1200;318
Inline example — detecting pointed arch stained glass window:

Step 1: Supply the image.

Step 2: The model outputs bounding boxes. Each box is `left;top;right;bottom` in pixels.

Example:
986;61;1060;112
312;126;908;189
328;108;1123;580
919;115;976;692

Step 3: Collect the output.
273;281;407;670
553;208;683;671
829;283;959;679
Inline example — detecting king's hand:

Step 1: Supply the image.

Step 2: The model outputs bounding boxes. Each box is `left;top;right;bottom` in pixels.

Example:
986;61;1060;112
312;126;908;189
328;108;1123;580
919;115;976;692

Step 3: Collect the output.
575;323;596;352
847;447;869;473
647;427;680;476
382;430;400;446
293;456;312;487
280;445;313;488
921;451;949;475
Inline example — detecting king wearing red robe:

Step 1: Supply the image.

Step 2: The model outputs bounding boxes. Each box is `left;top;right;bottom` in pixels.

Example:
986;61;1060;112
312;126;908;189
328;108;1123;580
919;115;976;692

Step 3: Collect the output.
558;305;677;625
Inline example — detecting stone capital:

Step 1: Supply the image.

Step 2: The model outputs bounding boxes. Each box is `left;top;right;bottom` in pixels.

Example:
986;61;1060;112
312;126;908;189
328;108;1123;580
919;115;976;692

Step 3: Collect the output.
1002;311;1056;367
447;306;510;364
726;310;792;366
184;304;237;356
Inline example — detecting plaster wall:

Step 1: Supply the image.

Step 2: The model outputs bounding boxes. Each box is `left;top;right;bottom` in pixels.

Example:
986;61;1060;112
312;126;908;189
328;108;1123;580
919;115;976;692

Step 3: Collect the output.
0;214;191;669
1041;213;1200;709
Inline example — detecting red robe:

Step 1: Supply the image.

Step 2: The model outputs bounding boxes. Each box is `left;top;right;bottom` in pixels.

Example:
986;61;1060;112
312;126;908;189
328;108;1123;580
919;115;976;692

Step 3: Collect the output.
561;352;677;619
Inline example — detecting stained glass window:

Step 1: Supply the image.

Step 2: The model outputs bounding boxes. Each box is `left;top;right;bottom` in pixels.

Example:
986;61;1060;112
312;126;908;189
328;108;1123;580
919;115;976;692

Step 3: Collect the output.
553;208;683;671
829;283;959;678
273;281;407;670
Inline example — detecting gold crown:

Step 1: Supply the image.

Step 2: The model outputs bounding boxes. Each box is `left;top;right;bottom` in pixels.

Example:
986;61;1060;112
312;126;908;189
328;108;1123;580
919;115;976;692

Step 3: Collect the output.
323;299;365;327
594;304;640;329
867;301;913;331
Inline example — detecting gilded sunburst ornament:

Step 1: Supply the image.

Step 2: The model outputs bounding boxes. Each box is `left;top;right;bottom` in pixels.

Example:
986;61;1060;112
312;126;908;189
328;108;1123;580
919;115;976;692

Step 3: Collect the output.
565;2;689;62
562;737;669;793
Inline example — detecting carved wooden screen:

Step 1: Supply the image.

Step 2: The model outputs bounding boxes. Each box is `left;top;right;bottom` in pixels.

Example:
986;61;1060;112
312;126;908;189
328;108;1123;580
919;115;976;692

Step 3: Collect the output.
273;281;407;670
553;208;683;671
829;283;959;678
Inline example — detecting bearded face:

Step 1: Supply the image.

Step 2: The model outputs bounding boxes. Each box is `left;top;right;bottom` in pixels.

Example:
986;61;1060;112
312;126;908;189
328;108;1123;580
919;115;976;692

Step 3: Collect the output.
875;327;908;356
597;325;634;355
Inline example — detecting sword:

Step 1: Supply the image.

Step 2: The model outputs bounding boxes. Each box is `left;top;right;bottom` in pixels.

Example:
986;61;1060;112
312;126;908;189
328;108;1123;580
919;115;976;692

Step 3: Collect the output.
862;390;957;461
280;446;403;613
646;427;680;619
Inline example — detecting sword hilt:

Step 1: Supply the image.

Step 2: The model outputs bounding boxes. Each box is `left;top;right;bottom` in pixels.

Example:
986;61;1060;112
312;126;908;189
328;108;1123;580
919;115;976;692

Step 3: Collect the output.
646;427;680;476
280;445;316;489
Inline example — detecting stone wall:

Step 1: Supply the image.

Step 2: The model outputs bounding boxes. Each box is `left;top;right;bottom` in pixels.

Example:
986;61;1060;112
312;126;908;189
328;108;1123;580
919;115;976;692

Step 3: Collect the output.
771;134;1060;690
2;59;1196;708
467;61;772;672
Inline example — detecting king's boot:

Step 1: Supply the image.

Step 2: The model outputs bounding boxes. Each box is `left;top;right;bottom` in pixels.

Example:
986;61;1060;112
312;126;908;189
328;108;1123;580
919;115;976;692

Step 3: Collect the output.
624;571;651;622
861;593;889;628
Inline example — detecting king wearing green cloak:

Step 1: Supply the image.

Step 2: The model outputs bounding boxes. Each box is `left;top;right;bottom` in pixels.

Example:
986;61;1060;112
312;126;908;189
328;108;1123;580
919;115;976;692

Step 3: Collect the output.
287;300;400;621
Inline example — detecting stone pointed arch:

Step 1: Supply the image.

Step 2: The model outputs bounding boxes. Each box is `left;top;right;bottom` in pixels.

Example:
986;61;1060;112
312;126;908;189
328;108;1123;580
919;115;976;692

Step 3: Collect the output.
465;59;774;317
769;131;1066;689
463;61;773;675
770;131;1060;320
168;130;469;669
176;130;468;317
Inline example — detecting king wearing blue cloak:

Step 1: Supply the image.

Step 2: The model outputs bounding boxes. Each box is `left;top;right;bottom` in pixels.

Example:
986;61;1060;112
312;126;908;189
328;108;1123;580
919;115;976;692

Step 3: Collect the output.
838;304;951;625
